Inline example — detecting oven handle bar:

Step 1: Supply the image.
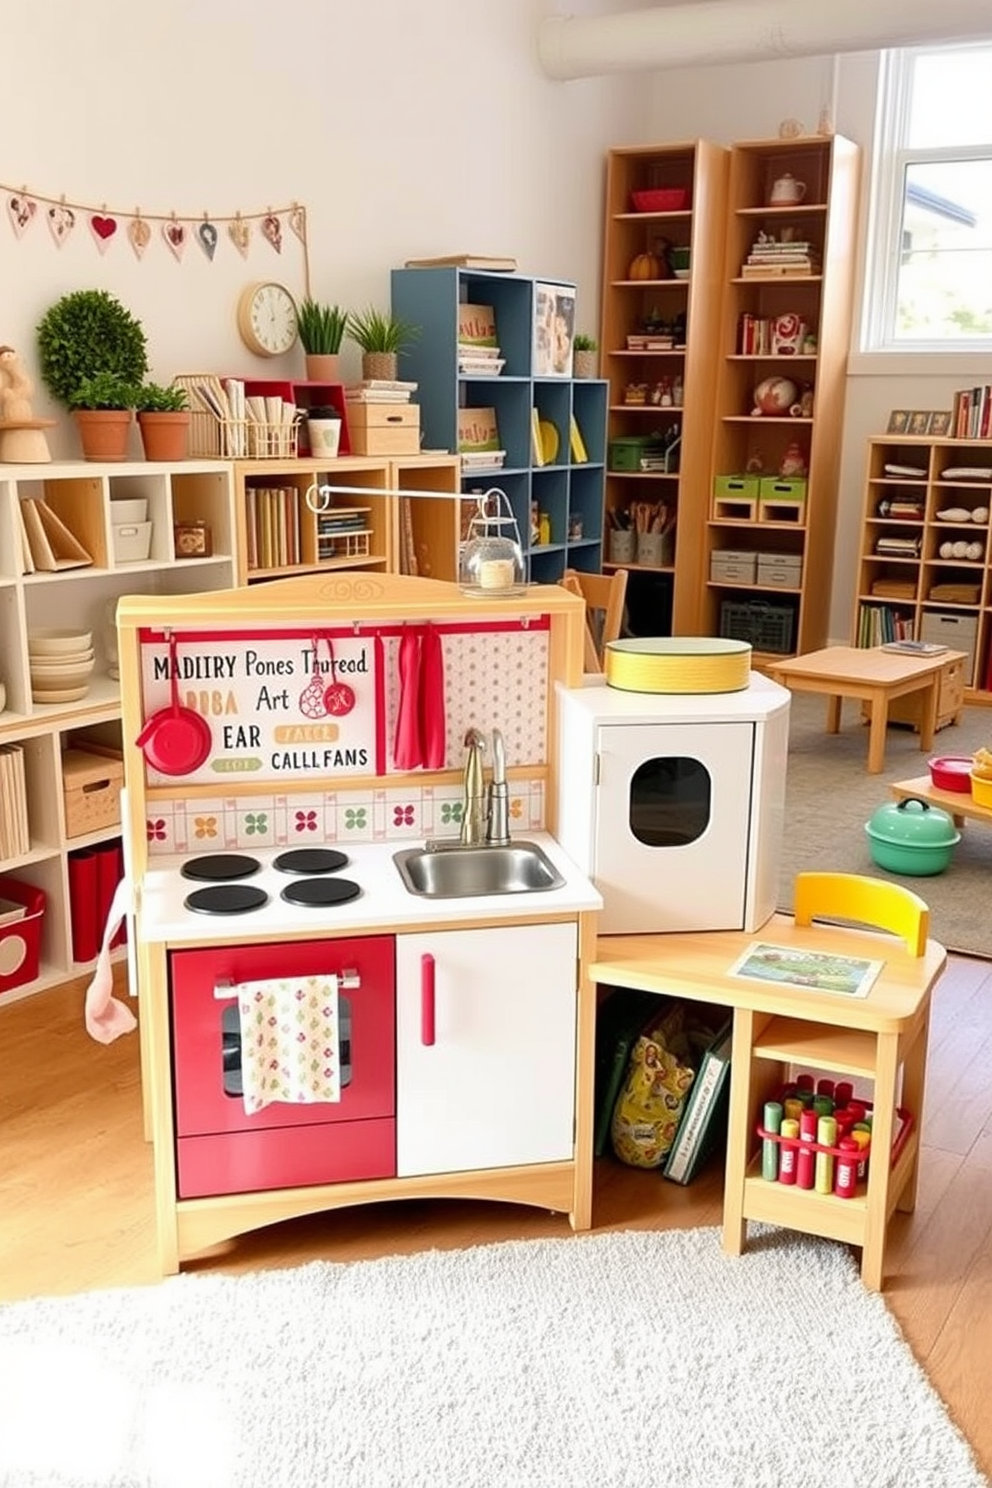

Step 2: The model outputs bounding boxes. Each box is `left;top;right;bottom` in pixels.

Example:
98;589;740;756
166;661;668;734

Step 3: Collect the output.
213;970;361;999
421;953;436;1046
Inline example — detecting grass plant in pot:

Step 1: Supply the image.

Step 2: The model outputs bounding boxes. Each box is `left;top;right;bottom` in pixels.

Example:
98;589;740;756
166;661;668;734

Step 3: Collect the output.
135;383;190;461
36;289;148;458
347;305;419;383
67;372;138;462
298;298;348;382
573;333;598;378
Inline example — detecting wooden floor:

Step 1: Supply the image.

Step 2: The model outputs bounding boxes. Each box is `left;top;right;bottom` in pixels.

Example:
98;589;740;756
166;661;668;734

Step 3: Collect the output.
2;957;991;1478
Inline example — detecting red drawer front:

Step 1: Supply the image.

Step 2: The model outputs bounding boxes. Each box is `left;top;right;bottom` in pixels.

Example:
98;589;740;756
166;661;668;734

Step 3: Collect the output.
170;936;395;1137
176;1117;396;1198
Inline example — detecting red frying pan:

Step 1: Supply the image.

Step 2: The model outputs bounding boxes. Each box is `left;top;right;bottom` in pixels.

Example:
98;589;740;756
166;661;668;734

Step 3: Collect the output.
135;632;212;776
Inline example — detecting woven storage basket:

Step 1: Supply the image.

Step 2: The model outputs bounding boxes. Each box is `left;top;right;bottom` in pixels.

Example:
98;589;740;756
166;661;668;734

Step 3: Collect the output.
604;636;751;694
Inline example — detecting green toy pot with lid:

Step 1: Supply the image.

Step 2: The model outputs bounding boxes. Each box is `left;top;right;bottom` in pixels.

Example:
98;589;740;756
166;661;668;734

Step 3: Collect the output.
864;797;960;876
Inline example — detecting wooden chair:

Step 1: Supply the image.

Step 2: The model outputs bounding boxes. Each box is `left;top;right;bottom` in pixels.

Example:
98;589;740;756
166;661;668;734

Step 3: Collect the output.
793;871;930;957
561;568;628;672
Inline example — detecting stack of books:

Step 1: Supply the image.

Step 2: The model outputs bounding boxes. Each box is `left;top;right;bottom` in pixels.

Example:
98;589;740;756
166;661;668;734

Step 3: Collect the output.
344;379;418;405
952;384;992;439
741;233;820;278
245;485;303;572
457;303;505;376
457;407;505;472
0;743;30;859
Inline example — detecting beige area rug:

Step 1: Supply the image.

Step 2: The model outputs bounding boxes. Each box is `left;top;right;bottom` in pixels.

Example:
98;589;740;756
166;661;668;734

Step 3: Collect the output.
0;1227;987;1488
778;692;992;958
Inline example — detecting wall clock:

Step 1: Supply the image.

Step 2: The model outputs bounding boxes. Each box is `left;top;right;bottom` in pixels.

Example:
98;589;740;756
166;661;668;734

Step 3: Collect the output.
236;281;299;357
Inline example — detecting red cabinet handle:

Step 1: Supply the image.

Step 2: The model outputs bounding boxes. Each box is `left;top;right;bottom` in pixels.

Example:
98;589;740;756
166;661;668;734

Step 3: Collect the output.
421;953;435;1046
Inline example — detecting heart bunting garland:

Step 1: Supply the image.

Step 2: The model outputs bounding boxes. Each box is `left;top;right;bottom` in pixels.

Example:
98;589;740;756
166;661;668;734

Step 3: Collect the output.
261;213;283;254
128;215;151;260
46;202;75;247
7;194;37;238
197;219;218;261
89;213;118;252
228;215;251;258
163;219;186;262
1;184;307;260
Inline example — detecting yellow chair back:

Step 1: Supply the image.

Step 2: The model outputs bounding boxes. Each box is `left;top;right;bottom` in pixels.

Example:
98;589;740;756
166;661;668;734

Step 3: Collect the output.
792;872;929;958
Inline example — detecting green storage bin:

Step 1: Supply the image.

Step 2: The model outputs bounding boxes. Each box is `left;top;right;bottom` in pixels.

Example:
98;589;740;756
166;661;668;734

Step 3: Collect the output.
714;474;760;500
759;476;807;502
609;436;651;472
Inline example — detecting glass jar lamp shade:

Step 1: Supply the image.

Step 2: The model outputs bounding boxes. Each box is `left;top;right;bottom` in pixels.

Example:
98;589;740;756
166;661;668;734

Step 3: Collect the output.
459;488;526;597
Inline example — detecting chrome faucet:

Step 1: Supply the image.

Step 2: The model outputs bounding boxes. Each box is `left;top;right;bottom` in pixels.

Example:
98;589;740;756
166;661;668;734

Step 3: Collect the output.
460;728;488;845
487;728;510;846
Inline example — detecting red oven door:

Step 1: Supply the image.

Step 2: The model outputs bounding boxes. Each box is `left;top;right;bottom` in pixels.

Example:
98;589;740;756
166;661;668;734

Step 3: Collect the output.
169;937;396;1198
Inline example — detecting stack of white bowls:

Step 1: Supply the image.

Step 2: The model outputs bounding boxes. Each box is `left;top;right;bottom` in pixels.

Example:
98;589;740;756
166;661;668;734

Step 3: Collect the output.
28;628;95;704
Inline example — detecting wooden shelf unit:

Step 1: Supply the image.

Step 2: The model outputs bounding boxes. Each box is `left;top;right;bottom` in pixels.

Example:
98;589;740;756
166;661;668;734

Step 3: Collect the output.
0;459;237;1003
391;266;608;585
230;454;461;587
702;134;861;666
853;434;992;704
599;140;729;633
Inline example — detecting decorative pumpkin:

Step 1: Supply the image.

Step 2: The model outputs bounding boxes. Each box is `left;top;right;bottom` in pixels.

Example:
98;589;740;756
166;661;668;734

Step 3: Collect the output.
628;251;663;281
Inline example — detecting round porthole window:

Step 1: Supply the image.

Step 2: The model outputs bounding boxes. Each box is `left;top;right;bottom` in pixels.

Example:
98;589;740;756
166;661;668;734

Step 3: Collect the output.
628;756;712;847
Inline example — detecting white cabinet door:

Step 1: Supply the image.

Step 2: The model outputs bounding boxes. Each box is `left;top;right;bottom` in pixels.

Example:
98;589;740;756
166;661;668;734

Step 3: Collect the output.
595;721;755;933
395;922;577;1177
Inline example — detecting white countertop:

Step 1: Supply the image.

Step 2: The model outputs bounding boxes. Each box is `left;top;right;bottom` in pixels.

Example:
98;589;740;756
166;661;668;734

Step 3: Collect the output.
137;833;602;946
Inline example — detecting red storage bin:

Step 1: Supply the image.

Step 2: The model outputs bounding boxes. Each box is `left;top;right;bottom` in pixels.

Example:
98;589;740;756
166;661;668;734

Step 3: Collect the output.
0;874;46;996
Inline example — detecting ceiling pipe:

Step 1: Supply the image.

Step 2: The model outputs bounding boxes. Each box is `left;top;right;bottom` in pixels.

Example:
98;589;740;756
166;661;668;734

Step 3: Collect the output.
538;0;992;79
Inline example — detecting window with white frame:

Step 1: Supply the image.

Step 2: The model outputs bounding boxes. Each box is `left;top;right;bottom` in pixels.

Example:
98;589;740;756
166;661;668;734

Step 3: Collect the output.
863;42;992;353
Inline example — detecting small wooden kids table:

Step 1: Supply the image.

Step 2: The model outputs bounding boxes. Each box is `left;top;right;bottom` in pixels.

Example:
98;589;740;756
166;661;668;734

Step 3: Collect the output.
768;646;966;774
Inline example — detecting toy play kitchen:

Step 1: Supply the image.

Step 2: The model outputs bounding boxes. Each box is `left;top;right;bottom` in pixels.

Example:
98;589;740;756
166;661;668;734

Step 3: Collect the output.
113;574;795;1274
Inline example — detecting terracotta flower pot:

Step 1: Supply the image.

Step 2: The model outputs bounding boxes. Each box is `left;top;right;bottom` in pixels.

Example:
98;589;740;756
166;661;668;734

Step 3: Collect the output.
138;411;190;462
305;353;341;383
73;409;133;462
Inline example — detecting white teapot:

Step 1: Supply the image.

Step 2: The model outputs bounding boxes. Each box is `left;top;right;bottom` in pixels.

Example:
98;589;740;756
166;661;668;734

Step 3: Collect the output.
769;172;807;205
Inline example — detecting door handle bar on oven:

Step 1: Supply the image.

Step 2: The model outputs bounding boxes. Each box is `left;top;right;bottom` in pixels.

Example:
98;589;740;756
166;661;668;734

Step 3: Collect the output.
213;969;361;999
421;953;435;1046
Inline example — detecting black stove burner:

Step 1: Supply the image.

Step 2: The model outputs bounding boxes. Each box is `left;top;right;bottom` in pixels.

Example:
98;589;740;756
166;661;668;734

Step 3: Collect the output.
181;853;262;883
184;883;269;916
279;877;362;909
273;848;349;876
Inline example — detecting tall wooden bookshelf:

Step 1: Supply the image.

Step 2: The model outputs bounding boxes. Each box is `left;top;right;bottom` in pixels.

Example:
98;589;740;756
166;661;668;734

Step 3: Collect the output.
599;140;729;633
701;134;861;665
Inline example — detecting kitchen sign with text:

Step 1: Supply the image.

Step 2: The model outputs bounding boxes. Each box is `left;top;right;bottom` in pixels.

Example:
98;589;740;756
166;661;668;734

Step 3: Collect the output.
138;629;383;786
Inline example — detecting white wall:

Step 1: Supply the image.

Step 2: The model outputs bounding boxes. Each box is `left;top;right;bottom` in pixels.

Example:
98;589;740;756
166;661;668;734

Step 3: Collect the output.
2;0;649;456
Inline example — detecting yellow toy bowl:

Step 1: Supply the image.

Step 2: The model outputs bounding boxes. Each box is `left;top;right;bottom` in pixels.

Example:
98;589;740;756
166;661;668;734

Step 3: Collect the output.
604;636;751;694
970;770;992;808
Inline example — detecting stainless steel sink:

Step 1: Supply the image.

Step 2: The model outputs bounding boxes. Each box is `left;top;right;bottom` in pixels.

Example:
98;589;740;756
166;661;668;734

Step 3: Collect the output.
393;841;565;898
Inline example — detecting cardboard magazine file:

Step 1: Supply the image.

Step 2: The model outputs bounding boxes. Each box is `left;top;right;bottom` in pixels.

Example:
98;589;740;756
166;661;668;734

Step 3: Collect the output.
20;498;93;571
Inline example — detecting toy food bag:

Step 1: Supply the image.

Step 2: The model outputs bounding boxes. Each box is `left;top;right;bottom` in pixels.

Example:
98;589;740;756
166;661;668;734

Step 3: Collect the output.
610;1011;696;1168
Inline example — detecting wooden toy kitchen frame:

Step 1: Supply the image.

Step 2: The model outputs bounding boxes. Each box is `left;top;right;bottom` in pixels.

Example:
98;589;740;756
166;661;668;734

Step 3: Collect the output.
118;572;944;1288
117;572;602;1275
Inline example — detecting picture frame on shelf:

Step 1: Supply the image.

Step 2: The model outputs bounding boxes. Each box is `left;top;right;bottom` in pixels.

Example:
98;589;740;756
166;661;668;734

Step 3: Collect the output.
533;282;576;377
888;408;949;436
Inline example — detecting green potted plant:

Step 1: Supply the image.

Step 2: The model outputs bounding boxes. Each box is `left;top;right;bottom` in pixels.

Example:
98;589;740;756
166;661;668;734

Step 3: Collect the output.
68;372;139;462
135;382;190;462
347;305;419;382
36;288;148;460
573;333;598;379
297;298;349;382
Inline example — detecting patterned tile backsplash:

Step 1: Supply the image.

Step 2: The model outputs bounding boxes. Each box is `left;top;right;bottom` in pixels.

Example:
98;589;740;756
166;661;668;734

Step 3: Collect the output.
147;779;546;854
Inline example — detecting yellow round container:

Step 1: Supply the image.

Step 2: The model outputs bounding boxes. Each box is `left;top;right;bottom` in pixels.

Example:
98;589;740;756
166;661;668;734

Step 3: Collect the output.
969;770;992;808
604;636;752;693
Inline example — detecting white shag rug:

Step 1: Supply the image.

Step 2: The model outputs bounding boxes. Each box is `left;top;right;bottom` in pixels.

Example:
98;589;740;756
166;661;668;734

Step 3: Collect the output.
0;1226;986;1488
